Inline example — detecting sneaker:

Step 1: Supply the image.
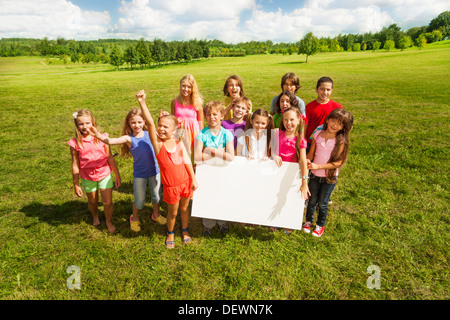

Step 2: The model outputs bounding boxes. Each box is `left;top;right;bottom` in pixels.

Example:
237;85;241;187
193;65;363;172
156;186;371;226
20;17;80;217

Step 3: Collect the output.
312;225;325;237
203;228;212;237
219;224;229;234
302;221;312;233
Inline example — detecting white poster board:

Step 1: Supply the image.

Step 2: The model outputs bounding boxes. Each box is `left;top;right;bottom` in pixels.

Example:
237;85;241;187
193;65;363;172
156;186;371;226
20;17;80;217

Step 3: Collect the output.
191;156;304;230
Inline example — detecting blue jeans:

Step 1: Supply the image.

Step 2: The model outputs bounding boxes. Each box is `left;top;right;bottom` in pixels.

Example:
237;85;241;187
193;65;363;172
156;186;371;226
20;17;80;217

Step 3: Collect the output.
133;174;161;210
305;173;337;227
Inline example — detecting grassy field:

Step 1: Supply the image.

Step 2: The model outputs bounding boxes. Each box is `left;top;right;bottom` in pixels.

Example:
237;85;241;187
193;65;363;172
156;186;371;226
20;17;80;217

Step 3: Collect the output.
0;42;449;301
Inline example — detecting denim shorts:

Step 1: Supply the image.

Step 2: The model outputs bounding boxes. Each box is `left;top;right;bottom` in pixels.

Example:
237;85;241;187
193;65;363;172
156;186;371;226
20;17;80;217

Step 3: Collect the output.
133;174;161;210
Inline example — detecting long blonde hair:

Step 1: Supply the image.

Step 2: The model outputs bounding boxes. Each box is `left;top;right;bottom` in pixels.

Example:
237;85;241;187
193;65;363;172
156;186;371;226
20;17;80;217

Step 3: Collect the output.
73;109;100;149
120;108;149;157
177;74;203;113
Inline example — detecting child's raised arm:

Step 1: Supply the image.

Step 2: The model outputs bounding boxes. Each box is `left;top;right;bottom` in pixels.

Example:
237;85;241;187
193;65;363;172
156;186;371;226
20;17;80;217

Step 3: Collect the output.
136;90;160;154
89;126;130;146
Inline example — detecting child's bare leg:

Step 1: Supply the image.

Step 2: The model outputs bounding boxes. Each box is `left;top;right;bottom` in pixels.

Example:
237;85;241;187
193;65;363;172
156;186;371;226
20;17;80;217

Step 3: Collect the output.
86;191;100;227
152;203;161;219
179;197;191;242
100;188;115;233
166;202;179;248
131;202;139;221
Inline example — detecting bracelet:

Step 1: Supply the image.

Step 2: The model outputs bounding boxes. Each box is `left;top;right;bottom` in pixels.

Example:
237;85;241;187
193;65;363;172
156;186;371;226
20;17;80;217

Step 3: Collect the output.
301;175;307;180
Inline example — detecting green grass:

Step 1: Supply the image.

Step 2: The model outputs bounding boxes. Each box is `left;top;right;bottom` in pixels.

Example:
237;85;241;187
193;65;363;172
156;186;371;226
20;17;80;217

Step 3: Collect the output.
0;43;449;300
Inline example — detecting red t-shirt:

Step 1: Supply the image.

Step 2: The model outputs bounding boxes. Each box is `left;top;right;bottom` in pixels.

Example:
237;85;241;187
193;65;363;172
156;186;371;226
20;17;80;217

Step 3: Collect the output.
305;99;343;143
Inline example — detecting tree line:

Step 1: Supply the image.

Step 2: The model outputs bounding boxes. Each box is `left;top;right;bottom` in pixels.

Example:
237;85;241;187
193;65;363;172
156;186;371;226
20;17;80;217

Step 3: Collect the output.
1;11;448;68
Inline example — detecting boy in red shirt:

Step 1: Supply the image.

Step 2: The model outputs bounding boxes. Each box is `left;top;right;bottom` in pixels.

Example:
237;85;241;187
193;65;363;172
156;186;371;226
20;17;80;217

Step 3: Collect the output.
305;77;343;151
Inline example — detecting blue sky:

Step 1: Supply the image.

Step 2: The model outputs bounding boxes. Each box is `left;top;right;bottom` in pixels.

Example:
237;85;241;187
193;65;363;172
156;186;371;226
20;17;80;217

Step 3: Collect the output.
1;0;448;43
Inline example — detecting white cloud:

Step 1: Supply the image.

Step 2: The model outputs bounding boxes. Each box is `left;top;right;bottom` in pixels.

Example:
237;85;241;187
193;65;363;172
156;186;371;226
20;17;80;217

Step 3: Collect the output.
0;0;448;42
115;0;256;42
0;0;111;40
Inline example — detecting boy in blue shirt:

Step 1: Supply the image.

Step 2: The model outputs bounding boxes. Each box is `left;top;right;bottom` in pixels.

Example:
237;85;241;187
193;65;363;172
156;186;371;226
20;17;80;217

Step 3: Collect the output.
194;100;234;236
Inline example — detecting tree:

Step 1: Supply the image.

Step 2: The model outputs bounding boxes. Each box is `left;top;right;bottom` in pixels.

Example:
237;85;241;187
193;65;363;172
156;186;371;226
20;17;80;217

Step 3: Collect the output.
109;45;123;70
428;11;450;37
415;34;427;49
135;38;151;68
383;40;395;51
372;41;381;51
298;32;319;63
124;44;139;69
398;36;413;51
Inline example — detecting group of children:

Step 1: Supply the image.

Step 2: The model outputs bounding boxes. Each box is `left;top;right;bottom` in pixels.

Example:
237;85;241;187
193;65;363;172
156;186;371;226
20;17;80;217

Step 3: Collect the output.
68;72;353;247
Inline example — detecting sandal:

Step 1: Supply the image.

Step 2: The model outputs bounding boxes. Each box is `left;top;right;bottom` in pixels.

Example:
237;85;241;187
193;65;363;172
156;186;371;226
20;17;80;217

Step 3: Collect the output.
181;227;192;245
165;230;175;249
129;215;141;232
152;213;167;225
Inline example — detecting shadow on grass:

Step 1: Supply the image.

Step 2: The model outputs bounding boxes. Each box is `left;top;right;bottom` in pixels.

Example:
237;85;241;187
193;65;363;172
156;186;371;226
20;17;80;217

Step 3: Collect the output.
19;199;275;241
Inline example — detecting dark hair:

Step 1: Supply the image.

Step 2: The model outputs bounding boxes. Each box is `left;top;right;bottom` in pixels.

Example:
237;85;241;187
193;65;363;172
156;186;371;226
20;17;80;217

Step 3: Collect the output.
316;76;333;89
281;73;301;93
243;109;274;158
276;90;299;114
223;75;244;97
322;108;353;183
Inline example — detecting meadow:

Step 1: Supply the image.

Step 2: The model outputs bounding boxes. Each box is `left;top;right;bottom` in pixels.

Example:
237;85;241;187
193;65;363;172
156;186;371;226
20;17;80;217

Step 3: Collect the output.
0;42;448;301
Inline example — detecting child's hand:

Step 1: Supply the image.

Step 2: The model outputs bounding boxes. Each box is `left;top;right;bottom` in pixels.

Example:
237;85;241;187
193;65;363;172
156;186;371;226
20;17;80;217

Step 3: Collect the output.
136;90;146;103
115;175;121;189
160;110;170;117
74;184;83;197
307;161;319;170
299;183;310;200
88;126;99;136
274;155;282;167
191;178;198;191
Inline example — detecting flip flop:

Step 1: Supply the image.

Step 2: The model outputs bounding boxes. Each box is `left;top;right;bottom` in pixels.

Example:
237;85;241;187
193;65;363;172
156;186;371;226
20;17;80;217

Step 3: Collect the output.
165;230;175;249
129;215;141;232
181;227;192;245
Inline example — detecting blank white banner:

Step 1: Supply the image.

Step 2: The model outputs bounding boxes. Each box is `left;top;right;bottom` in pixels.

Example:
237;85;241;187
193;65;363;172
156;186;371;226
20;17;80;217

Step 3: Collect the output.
191;156;304;230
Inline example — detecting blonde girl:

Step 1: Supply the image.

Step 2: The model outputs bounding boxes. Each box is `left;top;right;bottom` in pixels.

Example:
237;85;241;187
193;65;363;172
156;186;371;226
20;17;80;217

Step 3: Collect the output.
303;108;353;237
236;109;274;160
171;74;204;161
222;96;252;151
90;108;166;233
68;109;121;233
137;90;198;249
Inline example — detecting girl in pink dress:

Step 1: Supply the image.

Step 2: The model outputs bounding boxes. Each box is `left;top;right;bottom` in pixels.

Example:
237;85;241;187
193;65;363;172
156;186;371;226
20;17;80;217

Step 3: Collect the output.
171;74;204;162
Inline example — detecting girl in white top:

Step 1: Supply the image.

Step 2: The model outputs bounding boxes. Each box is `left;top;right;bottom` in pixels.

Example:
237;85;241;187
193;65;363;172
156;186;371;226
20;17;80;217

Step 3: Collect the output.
236;109;275;160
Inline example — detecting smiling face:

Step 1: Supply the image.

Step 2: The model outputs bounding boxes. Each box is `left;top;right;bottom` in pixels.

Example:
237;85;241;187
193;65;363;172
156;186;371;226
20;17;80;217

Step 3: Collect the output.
315;81;333;103
128;115;145;135
76;115;93;137
279;94;291;113
282;110;300;134
180;79;193;98
325;117;344;134
205;107;224;128
251;114;269;134
232;101;248;120
157;116;176;140
282;79;297;94
227;79;241;99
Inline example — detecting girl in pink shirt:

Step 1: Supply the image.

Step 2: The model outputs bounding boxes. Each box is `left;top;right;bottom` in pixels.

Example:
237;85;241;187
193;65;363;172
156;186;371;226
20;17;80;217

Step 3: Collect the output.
68;109;121;233
272;107;310;234
302;108;353;237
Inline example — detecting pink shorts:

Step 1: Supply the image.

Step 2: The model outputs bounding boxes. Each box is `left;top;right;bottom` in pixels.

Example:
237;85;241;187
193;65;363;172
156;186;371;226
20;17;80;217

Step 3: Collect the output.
162;179;192;205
